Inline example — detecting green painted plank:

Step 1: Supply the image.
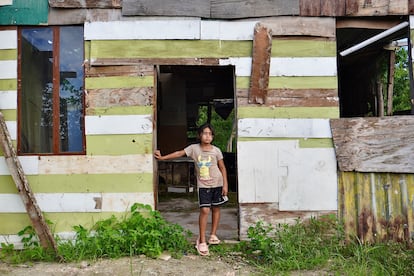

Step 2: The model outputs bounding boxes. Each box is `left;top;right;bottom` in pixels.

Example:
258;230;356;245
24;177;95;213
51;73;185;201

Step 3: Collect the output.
272;40;336;57
0;173;153;193
0;49;17;60
86;76;153;89
87;106;152;116
0;109;17;121
236;76;250;89
269;76;338;89
90;40;252;59
237;137;333;148
86;134;153;155
0;79;16;90
0;0;48;25
237;106;339;119
0;212;131;233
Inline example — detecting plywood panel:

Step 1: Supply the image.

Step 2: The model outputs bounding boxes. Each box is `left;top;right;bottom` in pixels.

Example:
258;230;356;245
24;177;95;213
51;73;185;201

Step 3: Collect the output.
238;141;295;203
279;147;337;210
330;116;414;173
38;154;153;174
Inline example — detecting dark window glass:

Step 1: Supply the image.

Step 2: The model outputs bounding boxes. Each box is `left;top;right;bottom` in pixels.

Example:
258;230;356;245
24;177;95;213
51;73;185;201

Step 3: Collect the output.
19;26;84;154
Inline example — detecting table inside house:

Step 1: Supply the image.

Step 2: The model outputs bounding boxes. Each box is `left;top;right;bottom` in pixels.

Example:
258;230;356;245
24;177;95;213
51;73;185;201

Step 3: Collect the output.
158;157;195;193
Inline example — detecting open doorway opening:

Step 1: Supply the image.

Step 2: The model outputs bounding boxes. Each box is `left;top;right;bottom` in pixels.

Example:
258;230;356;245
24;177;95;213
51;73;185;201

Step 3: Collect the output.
155;65;238;240
336;17;413;117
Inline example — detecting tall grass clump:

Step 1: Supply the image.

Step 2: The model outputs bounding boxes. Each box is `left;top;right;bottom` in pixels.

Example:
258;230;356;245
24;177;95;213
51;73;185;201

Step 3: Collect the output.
237;214;342;273
235;215;414;275
0;203;192;264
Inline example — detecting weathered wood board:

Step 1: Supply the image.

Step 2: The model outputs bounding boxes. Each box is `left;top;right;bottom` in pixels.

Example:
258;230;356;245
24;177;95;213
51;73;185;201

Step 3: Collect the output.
330;116;414;173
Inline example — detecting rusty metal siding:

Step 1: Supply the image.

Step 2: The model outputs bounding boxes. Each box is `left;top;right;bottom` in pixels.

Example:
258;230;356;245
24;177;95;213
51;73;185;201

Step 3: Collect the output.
339;171;414;243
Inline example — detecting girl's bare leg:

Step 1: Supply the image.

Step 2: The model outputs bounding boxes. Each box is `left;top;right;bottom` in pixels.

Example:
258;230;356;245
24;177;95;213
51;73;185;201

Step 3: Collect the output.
210;207;220;237
199;207;210;243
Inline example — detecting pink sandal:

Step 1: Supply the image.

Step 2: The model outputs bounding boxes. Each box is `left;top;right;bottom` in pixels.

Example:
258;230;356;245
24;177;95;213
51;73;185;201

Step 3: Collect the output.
208;234;221;245
195;237;209;256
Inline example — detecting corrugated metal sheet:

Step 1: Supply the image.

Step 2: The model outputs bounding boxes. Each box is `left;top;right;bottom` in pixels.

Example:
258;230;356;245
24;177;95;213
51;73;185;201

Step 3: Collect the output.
338;171;414;243
0;0;48;25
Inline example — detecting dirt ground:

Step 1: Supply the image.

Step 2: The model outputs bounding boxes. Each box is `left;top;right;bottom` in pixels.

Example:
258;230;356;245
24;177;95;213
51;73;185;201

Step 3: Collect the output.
0;252;260;276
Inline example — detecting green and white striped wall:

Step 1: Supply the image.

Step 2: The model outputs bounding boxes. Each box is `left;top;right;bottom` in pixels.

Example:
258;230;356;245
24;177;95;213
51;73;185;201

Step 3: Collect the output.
0;17;340;244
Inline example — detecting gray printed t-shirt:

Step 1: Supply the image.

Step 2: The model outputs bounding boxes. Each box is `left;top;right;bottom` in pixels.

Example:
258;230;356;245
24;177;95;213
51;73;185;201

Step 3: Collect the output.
184;143;224;188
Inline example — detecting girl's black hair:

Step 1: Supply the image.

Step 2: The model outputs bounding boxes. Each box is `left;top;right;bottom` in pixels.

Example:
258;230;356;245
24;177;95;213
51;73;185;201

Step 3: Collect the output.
197;123;215;137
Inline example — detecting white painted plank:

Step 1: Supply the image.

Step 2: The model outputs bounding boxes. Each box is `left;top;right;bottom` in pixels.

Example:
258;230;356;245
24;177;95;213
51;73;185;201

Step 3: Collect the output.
0;192;154;213
101;192;154;212
238;118;332;138
38;154;153;174
0;60;17;79
410;15;414;29
85;19;201;40
201;20;257;40
5;120;16;140
220;57;337;77
270;57;337;77
0;91;17;109
237;141;294;203
85;114;152;135
0;30;17;49
0;156;38;175
279;148;337;211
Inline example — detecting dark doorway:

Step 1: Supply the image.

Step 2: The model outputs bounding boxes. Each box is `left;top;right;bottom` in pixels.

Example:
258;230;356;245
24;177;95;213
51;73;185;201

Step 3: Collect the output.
155;65;239;241
336;17;412;117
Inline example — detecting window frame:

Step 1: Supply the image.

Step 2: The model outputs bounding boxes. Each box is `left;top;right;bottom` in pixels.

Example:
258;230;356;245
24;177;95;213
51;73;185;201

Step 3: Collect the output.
17;25;86;156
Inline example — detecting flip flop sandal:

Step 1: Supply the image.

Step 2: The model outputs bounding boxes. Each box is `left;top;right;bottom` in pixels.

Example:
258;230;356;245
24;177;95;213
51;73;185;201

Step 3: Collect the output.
195;238;209;256
208;234;221;245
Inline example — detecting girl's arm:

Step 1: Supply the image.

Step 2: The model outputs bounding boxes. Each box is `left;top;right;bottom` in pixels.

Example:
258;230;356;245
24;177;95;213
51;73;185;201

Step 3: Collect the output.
218;159;228;196
154;149;186;160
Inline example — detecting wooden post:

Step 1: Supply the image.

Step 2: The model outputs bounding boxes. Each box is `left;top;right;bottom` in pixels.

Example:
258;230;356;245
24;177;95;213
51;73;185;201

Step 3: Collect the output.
0;112;59;256
249;22;272;105
377;81;384;117
387;50;396;116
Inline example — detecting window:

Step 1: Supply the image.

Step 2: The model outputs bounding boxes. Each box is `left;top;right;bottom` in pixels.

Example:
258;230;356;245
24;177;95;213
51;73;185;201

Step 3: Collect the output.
18;26;85;154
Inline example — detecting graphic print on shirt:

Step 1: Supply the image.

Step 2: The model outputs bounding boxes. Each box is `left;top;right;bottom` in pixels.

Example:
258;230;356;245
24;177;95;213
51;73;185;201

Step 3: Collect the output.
197;155;212;180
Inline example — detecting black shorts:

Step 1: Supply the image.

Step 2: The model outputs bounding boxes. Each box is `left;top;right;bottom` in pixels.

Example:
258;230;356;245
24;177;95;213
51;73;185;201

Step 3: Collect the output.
198;187;226;208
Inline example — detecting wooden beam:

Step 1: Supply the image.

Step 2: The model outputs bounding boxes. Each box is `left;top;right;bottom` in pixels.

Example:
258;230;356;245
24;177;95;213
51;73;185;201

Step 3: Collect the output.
249;23;272;104
48;0;121;8
122;0;210;17
0;112;59;256
387;50;396;116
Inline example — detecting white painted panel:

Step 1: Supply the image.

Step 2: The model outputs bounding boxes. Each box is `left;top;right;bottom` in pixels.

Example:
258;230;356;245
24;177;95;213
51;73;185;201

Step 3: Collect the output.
201;20;257;40
0;156;39;175
237;141;294;203
0;60;17;79
220;57;251;77
101;192;154;212
279;148;337;211
38;154;153;174
85;115;152;135
0;192;153;213
0;0;13;6
5;120;16;140
0;30;17;49
270;57;337;77
410;15;414;29
238;118;332;138
220;57;337;77
0;91;17;109
85;19;200;40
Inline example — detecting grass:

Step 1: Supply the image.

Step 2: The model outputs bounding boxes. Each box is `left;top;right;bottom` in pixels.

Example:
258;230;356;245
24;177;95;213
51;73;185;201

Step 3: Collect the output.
1;207;413;275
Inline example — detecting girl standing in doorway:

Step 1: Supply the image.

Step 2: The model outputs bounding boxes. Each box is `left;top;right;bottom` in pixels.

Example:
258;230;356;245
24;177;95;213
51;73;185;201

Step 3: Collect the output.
154;123;228;256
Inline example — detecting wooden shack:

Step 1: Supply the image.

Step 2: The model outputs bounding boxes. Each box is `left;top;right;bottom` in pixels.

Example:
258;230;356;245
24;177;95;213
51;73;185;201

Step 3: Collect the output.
0;0;413;247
